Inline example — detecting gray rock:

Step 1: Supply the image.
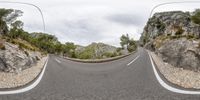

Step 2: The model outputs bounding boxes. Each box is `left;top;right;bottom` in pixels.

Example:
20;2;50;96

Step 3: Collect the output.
144;41;155;51
140;11;200;45
157;38;200;71
0;58;6;71
0;42;42;73
140;11;200;71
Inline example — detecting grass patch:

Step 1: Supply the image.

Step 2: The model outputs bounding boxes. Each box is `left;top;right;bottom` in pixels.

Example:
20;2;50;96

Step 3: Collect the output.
12;39;39;51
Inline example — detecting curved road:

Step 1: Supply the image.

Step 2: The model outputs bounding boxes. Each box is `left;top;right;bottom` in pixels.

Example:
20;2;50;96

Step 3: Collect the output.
1;48;200;100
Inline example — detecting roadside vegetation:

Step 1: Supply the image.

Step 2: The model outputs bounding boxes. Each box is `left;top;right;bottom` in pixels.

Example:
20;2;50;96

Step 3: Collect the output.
120;34;137;52
191;9;200;25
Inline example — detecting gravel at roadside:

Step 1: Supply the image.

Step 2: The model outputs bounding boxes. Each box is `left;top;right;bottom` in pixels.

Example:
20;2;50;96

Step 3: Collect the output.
0;56;47;88
149;51;200;89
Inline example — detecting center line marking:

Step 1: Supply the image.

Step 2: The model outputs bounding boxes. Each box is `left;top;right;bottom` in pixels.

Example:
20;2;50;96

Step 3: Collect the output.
127;55;140;66
55;58;61;63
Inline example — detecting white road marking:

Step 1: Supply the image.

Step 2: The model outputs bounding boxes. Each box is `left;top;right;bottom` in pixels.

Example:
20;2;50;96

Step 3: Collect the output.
0;55;49;95
55;58;61;63
127;55;140;66
148;52;200;94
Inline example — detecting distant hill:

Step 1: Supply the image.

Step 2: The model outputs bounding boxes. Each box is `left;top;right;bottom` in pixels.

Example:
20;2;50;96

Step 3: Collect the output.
75;42;121;59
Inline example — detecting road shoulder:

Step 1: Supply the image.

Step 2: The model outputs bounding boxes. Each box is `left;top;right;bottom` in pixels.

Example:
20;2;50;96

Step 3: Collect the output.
148;50;200;90
0;56;48;89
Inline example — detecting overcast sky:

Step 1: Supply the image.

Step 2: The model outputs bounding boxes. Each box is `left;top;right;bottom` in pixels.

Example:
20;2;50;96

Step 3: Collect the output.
1;0;200;47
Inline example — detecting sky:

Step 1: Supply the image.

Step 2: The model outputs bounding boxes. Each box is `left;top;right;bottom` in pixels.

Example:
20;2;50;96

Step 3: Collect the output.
1;0;200;47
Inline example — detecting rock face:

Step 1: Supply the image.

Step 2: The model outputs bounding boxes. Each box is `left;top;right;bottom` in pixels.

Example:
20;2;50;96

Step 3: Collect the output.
0;42;42;73
156;38;200;71
141;11;200;45
141;11;200;71
90;43;117;57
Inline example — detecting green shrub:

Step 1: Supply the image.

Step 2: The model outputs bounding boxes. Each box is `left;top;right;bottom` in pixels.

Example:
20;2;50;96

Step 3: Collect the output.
112;52;118;57
103;52;117;58
102;52;111;57
71;53;76;58
77;48;94;59
78;52;92;59
127;45;137;52
191;9;200;25
116;48;122;52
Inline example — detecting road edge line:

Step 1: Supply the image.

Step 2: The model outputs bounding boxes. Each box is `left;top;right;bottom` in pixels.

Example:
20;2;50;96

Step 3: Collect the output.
148;52;200;94
127;55;140;66
0;55;49;95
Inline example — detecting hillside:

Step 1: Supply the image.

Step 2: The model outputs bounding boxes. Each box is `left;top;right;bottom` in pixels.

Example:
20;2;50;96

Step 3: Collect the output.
140;10;200;71
75;42;122;59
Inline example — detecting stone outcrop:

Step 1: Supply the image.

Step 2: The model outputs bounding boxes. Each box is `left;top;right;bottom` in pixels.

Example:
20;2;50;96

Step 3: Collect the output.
156;38;200;71
141;11;200;45
141;11;200;71
0;42;42;73
90;43;117;57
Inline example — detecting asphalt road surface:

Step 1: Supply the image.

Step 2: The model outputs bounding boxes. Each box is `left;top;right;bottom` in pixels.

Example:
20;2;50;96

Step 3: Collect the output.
0;48;200;100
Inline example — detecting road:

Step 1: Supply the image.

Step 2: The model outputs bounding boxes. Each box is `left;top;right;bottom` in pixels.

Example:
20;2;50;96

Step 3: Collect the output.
0;48;200;100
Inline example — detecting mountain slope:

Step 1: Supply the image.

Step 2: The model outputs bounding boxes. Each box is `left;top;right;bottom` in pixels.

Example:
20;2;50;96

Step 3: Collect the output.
75;42;121;59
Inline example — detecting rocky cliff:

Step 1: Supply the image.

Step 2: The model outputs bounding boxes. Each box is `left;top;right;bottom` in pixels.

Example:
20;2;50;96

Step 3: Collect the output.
0;40;43;73
140;11;200;71
141;11;200;44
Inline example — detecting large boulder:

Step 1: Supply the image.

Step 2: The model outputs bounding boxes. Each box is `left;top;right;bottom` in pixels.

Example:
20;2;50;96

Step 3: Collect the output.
0;42;42;73
156;38;200;71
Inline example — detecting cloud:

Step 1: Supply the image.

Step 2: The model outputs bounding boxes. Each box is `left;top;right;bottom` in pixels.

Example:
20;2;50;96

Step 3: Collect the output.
106;13;145;26
44;15;109;46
